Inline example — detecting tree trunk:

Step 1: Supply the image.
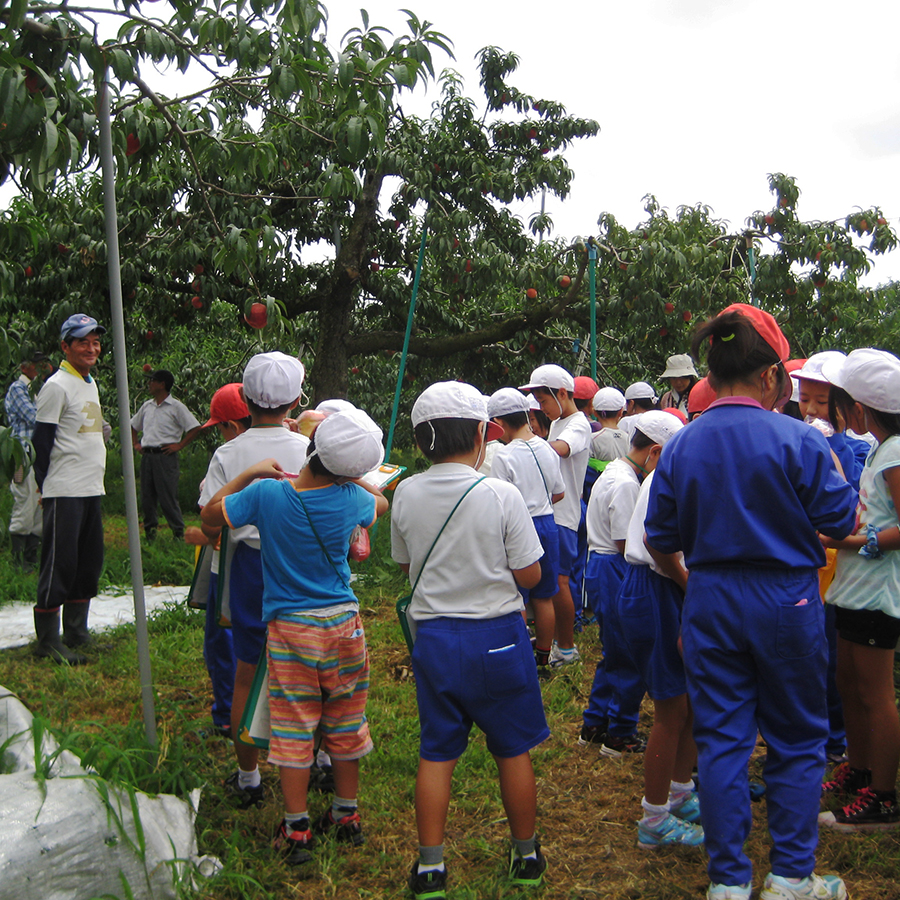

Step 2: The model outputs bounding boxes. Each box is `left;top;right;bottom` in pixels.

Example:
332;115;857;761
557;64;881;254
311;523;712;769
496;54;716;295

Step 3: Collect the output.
310;169;384;402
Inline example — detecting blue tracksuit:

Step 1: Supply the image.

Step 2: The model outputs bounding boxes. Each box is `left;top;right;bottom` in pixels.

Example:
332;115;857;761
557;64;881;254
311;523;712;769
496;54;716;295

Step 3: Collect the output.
645;397;857;886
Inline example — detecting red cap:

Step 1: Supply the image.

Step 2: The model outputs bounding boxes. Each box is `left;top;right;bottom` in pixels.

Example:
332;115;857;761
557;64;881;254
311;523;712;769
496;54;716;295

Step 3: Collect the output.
663;407;687;425
719;303;790;362
573;376;600;400
204;383;250;428
784;358;807;375
687;376;716;416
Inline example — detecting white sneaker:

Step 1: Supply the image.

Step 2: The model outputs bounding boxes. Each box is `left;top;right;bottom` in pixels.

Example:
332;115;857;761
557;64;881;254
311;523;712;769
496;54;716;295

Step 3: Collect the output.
707;885;751;900
548;644;580;667
760;873;847;900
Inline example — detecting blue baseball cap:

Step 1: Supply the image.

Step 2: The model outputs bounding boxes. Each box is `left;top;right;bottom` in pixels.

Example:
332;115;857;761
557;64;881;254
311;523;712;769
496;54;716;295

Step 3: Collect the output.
61;314;106;341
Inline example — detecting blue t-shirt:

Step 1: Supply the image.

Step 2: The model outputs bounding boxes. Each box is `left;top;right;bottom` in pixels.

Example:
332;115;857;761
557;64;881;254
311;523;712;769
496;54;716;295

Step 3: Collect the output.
223;480;375;621
645;398;857;570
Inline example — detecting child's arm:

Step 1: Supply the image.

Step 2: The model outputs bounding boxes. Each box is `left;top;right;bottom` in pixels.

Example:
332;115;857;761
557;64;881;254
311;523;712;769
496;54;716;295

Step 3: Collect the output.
512;560;541;590
348;477;389;524
644;536;689;592
821;466;900;552
549;438;570;458
551;491;565;504
200;458;285;528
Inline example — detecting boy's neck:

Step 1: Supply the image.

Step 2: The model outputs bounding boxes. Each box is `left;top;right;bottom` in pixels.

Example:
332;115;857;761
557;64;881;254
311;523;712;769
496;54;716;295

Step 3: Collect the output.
293;467;336;491
250;413;286;427
557;398;578;419
509;423;535;442
433;450;479;468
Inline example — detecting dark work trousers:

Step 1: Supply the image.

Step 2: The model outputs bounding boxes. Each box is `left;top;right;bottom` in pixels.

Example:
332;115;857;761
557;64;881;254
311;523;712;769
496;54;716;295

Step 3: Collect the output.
140;451;184;536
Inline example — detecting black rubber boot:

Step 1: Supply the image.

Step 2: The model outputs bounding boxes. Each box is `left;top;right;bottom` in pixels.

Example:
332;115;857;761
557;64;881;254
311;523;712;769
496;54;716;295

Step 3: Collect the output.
62;600;92;648
34;609;86;664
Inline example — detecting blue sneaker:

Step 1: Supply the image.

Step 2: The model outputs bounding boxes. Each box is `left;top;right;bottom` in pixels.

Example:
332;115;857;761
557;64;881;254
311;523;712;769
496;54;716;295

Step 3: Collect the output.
707;884;752;900
637;813;704;850
760;873;847;900
669;792;701;824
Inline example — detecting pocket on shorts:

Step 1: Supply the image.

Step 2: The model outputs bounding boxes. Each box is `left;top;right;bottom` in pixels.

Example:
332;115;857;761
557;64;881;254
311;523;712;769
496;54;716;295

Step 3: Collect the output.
775;600;821;660
483;640;529;701
618;590;656;647
334;628;368;696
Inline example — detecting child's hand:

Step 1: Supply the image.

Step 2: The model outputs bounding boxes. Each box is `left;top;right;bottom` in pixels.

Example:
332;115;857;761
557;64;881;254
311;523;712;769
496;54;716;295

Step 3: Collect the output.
184;526;208;546
252;458;287;481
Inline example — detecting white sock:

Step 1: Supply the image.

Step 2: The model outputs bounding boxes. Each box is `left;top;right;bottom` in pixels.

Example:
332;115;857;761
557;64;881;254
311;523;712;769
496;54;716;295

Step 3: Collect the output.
669;778;695;806
238;766;261;789
640;797;670;827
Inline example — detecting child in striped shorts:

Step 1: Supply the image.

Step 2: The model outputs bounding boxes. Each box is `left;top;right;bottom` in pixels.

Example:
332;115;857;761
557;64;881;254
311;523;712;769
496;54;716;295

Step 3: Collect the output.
201;408;389;867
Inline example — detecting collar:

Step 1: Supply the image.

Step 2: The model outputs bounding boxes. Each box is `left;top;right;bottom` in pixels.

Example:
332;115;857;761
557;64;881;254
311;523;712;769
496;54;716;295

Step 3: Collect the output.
17;373;32;387
706;396;766;411
60;360;92;383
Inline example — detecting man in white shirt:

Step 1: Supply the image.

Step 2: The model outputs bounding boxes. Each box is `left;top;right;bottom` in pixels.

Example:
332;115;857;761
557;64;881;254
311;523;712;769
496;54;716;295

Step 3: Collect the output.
131;369;203;541
33;314;107;663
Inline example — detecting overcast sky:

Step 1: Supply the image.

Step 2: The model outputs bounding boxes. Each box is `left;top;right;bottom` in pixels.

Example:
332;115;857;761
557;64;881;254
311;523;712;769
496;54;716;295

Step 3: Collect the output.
327;0;900;285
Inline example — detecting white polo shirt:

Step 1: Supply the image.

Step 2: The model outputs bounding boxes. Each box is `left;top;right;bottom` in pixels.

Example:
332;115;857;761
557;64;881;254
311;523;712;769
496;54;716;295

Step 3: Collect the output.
131;395;201;446
624;470;683;577
548;412;592;531
490;437;564;517
391;462;542;621
586;457;640;555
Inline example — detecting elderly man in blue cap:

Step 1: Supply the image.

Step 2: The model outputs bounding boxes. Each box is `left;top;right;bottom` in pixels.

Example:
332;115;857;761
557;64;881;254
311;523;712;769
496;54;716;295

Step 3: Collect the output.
32;314;107;663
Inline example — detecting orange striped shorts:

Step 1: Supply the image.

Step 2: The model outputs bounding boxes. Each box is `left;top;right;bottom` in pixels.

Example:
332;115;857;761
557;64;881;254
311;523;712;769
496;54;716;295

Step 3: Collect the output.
266;609;373;769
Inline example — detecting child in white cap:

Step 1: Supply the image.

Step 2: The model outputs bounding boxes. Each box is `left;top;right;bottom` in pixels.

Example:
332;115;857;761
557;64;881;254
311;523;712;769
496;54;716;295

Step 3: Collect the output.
620;381;658;438
392;381;549;898
202;408;388;865
590;387;630;466
818;349;900;833
520;364;592;666
198;352;311;809
608;412;703;850
487;387;565;667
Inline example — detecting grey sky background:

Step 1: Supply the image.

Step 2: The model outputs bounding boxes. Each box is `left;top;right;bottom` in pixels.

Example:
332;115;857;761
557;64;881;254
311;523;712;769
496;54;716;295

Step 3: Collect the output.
327;0;900;284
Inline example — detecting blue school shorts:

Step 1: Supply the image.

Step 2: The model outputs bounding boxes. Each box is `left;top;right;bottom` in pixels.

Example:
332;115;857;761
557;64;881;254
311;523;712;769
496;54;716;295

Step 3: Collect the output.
615;563;686;701
557;524;579;579
228;541;267;664
523;514;560;601
412;612;550;762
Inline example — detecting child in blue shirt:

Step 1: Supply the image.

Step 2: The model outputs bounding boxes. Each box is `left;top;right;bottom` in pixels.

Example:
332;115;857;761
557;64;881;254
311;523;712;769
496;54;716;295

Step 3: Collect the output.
202;409;388;867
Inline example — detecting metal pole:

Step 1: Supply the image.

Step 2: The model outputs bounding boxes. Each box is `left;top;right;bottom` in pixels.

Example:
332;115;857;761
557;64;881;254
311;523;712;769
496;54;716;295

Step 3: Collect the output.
745;233;758;307
588;238;598;382
383;224;428;462
98;73;158;749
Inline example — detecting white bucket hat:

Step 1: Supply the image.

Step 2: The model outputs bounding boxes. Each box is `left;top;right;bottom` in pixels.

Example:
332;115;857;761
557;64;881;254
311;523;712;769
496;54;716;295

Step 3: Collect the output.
660;354;698;379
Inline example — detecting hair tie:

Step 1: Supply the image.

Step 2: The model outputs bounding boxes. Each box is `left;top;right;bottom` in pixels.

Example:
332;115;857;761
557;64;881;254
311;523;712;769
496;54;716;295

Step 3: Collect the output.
721;333;735;342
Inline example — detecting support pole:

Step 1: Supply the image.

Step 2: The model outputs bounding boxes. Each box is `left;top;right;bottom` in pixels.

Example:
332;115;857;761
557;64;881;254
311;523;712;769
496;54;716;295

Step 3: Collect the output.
587;238;598;382
384;225;428;463
98;74;158;749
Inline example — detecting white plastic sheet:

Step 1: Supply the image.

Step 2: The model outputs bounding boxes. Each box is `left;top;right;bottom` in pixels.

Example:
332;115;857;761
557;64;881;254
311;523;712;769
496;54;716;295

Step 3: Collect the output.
0;687;219;900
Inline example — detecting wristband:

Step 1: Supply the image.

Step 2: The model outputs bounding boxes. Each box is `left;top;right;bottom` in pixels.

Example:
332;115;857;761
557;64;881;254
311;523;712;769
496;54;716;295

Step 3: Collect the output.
858;523;884;561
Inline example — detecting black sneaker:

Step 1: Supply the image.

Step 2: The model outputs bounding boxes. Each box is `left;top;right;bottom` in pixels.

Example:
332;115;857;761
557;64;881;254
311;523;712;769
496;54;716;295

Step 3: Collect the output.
578;721;609;746
508;842;547;886
599;732;646;758
821;787;900;833
408;860;448;899
822;762;872;796
314;808;364;846
224;770;265;809
273;817;315;865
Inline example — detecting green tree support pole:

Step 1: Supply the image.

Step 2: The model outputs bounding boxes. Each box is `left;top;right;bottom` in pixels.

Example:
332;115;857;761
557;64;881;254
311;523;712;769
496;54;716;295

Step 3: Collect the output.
384;225;429;463
588;238;598;382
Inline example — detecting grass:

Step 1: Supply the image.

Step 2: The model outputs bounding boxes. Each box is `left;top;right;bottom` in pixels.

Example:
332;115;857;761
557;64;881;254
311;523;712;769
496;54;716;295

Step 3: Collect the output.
1;508;899;898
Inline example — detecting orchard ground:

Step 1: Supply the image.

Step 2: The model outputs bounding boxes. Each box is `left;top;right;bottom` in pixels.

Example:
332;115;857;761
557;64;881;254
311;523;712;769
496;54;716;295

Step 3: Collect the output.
0;487;897;898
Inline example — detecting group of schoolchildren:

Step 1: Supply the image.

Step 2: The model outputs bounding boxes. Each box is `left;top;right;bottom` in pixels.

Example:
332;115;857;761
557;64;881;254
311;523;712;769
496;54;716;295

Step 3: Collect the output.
190;300;900;900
